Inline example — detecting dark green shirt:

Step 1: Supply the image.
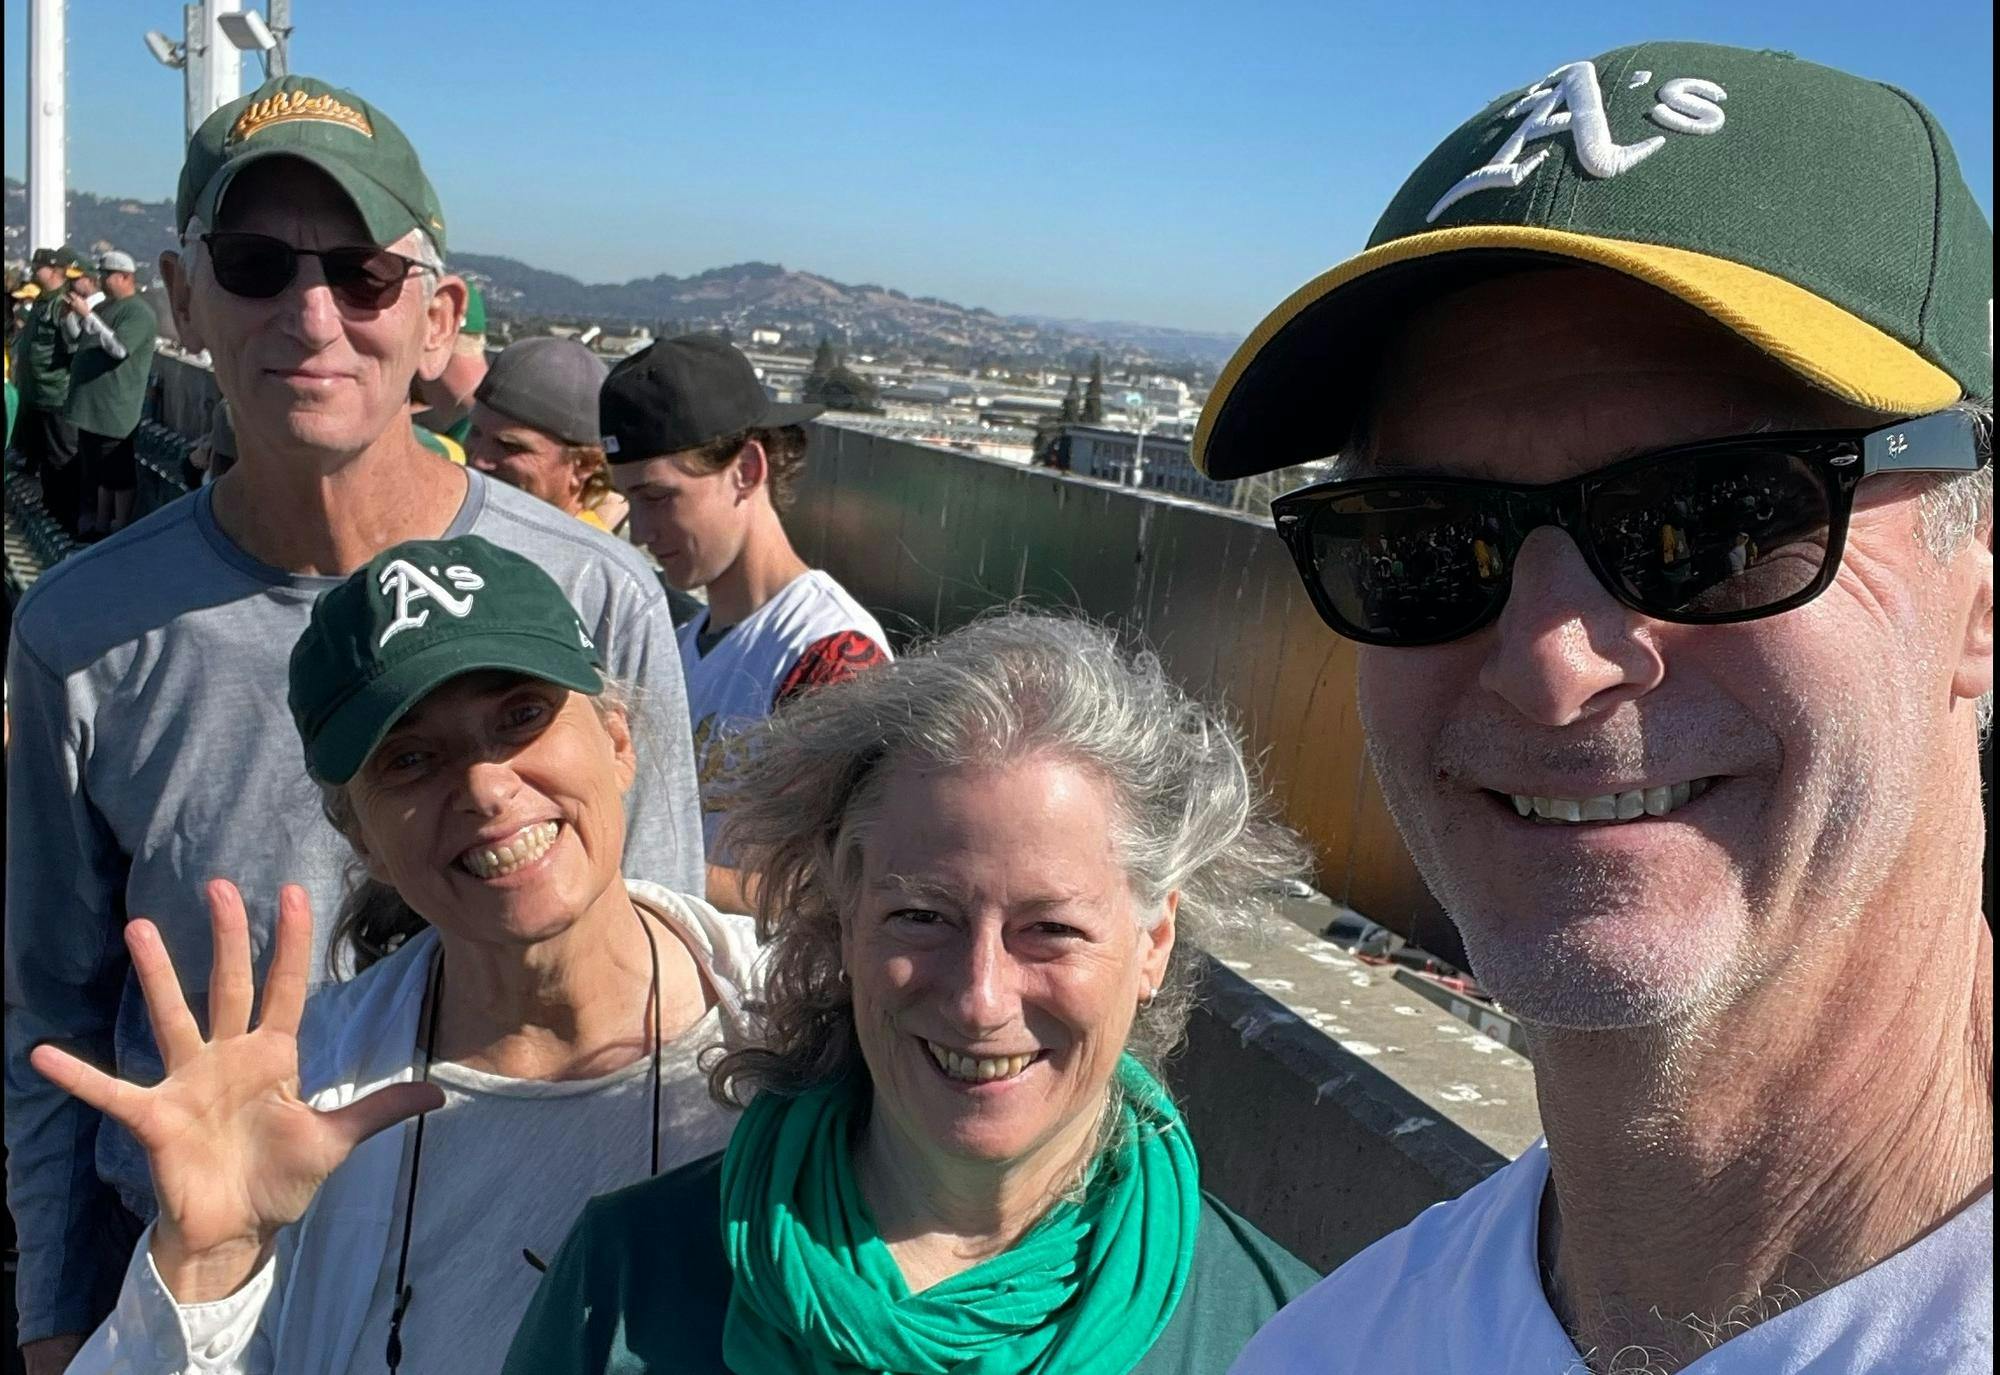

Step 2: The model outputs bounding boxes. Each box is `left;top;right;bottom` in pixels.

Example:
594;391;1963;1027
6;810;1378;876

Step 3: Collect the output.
15;294;76;410
63;294;157;437
504;1152;1319;1374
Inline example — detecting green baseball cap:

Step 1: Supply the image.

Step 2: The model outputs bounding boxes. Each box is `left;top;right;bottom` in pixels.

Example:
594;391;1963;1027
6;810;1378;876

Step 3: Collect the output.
289;536;602;785
1196;42;1994;480
177;75;448;255
460;280;487;335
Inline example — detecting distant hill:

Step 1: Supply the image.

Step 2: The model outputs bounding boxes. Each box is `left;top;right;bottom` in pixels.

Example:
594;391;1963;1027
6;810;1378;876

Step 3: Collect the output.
5;179;1238;376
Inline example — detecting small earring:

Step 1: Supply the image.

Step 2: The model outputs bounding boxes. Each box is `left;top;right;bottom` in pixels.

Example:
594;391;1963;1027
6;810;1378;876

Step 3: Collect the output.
1139;986;1157;1010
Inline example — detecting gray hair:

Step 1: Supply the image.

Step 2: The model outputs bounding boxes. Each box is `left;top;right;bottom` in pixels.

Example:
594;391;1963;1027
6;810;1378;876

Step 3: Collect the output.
1915;402;1994;735
707;611;1310;1107
1914;402;1994;557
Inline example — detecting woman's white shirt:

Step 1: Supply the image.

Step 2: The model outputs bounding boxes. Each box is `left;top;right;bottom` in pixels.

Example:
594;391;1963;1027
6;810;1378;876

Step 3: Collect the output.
68;882;762;1375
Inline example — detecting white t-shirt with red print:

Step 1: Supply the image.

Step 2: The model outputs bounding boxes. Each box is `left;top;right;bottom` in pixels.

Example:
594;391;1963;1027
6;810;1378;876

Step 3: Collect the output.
677;569;891;859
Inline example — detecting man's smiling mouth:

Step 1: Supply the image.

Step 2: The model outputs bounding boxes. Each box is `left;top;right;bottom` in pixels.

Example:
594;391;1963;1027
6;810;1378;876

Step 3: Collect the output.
1491;777;1716;825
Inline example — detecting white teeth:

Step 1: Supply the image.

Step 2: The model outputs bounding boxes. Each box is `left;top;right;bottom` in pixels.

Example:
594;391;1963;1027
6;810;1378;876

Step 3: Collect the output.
459;821;560;878
924;1040;1036;1083
1507;781;1715;826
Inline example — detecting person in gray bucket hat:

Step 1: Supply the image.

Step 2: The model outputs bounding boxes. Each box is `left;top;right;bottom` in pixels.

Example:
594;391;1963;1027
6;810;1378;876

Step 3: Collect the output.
466;336;628;534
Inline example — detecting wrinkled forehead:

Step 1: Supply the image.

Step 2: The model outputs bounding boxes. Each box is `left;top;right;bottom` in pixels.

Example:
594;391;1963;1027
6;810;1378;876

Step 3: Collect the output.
212;155;376;247
1360;265;1876;482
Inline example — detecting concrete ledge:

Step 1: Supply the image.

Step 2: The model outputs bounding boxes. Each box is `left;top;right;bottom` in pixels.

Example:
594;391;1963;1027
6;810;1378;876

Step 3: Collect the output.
1167;907;1539;1272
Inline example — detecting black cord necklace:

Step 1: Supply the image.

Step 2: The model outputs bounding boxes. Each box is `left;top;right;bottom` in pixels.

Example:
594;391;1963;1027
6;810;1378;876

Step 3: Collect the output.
385;900;665;1372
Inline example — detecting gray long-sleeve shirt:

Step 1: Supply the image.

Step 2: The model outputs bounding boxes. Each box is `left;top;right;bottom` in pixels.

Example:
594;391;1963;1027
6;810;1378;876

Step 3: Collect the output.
2;469;706;1342
75;307;129;360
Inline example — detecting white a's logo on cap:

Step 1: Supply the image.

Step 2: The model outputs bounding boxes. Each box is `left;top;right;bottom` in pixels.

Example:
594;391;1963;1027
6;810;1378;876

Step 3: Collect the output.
1427;61;1727;223
377;560;486;647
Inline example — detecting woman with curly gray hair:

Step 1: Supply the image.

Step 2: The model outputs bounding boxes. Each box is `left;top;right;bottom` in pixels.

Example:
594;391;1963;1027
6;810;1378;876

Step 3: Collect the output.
507;611;1320;1375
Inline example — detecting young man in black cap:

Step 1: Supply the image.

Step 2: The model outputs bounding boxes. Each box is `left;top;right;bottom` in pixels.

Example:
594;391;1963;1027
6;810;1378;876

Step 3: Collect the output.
602;333;890;911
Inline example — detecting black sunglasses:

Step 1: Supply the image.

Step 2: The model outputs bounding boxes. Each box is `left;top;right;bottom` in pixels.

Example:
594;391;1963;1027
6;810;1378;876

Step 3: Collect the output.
200;231;427;310
1272;409;1989;648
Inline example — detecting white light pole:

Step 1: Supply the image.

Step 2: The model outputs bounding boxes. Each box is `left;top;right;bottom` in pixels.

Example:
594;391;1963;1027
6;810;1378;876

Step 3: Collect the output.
201;0;243;120
28;0;66;254
265;0;291;76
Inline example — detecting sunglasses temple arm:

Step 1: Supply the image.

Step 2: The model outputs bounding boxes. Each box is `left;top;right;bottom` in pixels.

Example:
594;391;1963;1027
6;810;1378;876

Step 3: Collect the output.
1861;410;1986;476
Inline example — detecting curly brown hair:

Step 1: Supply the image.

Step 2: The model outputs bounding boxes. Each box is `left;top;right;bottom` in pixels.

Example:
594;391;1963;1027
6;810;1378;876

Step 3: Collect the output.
676;424;809;512
563;442;615;514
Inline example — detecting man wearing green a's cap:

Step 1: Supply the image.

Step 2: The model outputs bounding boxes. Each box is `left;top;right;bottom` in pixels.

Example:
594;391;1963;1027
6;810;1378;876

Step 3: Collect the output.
3;75;706;1372
1221;44;1992;1375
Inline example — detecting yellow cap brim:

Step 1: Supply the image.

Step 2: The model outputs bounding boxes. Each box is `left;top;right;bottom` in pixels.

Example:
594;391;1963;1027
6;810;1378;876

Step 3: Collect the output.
1196;225;1963;479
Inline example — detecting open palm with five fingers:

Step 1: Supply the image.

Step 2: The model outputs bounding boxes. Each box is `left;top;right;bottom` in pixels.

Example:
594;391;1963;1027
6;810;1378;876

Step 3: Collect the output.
29;880;444;1303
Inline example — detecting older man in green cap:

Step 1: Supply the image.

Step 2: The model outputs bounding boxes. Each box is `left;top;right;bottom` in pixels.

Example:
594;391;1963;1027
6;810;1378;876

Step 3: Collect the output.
3;76;706;1373
1217;42;1992;1375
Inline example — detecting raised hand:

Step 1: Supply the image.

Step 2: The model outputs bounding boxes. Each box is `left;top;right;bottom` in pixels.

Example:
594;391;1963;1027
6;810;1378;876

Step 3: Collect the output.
29;881;444;1303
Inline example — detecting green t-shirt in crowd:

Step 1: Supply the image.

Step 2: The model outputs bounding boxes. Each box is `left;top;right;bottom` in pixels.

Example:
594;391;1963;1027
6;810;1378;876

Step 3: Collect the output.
15;294;76;411
63;294;157;437
5;378;18;449
503;1151;1319;1375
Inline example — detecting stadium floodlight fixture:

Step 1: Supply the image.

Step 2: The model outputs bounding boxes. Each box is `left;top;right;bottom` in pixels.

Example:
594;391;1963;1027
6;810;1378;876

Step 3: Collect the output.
144;29;187;68
217;9;277;50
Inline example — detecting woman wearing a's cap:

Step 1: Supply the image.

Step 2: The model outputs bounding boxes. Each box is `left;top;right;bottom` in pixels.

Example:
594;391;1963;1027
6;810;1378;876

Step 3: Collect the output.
33;535;762;1375
466;336;630;536
506;613;1319;1374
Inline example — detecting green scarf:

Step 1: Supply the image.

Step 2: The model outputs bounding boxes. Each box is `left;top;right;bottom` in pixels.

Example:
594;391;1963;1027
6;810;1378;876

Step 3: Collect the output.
719;1055;1199;1375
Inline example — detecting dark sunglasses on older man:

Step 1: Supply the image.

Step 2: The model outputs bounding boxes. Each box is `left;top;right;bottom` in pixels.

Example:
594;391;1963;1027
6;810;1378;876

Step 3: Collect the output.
1272;408;1990;648
200;230;426;310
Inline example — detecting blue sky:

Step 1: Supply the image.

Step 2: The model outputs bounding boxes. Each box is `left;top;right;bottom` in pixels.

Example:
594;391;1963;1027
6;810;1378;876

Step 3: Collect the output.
5;0;1992;334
